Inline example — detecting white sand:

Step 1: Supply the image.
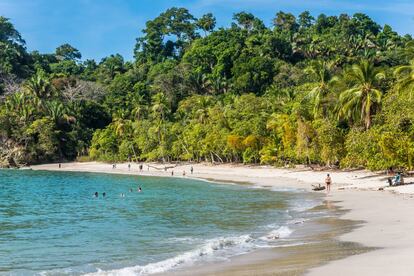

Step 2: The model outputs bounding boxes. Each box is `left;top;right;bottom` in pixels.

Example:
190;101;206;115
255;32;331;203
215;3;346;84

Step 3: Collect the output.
29;162;414;275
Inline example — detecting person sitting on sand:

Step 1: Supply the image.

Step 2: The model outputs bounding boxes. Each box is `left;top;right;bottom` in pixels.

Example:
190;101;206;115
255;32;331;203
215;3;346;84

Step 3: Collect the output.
183;171;186;176
394;172;404;185
325;174;332;192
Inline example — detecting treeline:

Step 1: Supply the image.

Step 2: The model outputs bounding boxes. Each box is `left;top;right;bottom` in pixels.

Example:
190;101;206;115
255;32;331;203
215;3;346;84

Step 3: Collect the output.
1;9;414;170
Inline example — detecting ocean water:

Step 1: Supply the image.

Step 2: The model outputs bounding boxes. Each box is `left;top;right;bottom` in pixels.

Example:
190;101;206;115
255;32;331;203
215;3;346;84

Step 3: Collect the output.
0;170;325;275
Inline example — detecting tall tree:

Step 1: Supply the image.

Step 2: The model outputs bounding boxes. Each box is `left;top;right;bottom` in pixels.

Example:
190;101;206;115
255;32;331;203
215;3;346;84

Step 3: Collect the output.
55;44;82;61
197;13;216;36
338;60;385;129
394;59;414;99
304;60;337;118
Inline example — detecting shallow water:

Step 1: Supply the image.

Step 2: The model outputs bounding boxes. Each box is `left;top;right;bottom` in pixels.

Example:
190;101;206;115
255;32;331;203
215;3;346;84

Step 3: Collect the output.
0;170;325;275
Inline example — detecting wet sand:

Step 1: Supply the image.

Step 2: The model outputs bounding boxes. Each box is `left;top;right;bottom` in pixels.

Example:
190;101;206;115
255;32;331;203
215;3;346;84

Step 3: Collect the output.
163;201;372;276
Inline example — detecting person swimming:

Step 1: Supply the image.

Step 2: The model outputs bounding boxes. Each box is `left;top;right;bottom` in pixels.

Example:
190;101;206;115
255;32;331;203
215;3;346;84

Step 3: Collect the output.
129;188;133;192
120;193;125;197
102;192;106;197
138;187;142;192
94;192;98;197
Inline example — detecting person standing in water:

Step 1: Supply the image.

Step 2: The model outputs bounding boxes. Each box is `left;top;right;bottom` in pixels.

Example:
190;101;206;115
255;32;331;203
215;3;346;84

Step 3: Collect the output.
325;174;332;193
94;192;98;197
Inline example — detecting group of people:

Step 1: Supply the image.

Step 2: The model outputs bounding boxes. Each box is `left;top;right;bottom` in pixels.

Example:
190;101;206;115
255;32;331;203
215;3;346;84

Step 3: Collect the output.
94;186;142;198
324;170;406;192
170;166;194;177
94;192;106;197
111;163;194;176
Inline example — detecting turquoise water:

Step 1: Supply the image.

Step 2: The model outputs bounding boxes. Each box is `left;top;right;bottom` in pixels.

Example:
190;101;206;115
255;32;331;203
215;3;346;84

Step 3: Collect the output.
0;170;323;275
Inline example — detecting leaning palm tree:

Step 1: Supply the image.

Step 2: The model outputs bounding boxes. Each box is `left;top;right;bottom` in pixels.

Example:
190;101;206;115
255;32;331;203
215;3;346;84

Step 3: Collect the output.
394;59;414;99
338;60;385;129
304;60;337;118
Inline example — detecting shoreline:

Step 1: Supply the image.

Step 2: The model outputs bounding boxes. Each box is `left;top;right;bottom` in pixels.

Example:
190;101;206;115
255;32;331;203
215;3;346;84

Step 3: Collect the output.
28;162;414;275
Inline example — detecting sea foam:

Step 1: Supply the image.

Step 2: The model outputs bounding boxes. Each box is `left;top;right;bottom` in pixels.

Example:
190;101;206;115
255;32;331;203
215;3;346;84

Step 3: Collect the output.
84;235;254;276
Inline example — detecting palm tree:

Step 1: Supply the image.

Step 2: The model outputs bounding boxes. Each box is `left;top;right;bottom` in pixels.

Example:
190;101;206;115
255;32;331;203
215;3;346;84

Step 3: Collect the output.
151;92;170;161
45;101;75;125
131;94;147;121
24;71;54;99
394;59;414;99
399;41;414;61
338;60;385;129
112;117;132;137
151;92;170;122
194;96;213;123
304;60;337;118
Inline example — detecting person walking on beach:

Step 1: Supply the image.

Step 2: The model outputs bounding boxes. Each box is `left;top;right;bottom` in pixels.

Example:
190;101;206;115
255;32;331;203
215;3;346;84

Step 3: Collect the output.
190;166;193;174
325;174;332;193
128;163;131;171
139;164;143;172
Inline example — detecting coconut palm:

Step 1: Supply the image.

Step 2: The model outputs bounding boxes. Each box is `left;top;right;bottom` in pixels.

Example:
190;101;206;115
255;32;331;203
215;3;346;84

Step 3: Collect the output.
304;60;337;118
151;92;170;122
24;71;54;99
151;92;170;161
131;94;147;121
338;60;385;129
45;101;75;125
394;59;414;99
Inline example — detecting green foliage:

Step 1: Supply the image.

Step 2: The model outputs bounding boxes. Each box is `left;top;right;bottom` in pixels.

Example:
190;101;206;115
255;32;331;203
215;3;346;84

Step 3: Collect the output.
2;9;414;170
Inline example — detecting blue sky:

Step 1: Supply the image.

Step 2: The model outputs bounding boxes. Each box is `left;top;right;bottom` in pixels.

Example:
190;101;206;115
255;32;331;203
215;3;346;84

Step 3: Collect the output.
1;0;414;61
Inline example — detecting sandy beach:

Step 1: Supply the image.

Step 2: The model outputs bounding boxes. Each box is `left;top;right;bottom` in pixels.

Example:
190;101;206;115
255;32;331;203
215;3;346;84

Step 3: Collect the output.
29;162;414;275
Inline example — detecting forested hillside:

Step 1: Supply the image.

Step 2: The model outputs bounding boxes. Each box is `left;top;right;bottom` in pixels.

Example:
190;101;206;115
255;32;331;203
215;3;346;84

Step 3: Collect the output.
1;9;414;169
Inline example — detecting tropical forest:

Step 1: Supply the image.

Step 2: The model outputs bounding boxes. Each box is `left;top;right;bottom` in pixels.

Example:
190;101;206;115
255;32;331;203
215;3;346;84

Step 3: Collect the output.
1;8;414;170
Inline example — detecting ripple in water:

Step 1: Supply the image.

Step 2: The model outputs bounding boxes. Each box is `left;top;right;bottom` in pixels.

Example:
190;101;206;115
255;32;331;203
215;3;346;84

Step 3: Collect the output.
0;169;324;275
